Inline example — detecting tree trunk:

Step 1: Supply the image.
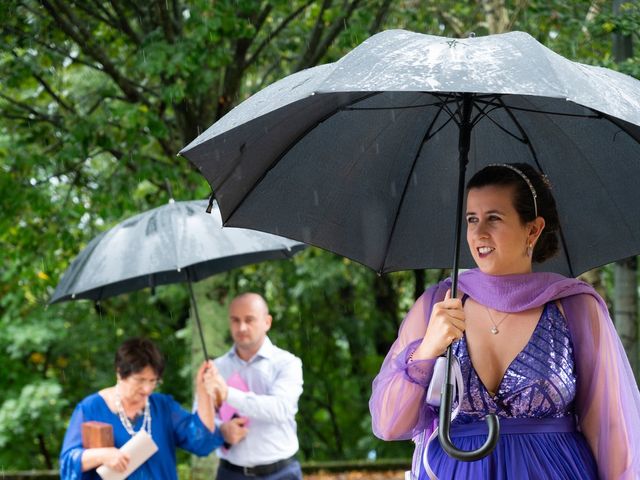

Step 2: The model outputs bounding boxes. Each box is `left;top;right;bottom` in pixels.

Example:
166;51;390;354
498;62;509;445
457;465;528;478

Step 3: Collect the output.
613;0;633;62
479;0;510;34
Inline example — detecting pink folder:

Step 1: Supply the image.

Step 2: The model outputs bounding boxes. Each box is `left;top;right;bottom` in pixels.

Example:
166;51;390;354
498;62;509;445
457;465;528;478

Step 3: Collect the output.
219;372;250;426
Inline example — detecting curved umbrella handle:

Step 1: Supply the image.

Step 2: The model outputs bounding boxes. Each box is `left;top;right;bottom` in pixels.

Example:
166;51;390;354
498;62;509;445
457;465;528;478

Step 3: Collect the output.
437;348;500;461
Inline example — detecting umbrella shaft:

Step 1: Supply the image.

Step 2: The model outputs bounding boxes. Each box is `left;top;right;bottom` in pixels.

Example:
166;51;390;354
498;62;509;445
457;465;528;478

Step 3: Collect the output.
187;279;210;360
450;93;473;300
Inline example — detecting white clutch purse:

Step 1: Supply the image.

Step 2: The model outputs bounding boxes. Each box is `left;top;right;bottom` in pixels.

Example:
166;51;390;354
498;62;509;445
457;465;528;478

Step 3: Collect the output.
420;355;464;480
426;356;458;407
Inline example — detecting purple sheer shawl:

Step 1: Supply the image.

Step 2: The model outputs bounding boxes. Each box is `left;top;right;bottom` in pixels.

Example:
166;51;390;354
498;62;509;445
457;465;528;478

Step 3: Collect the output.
369;269;640;480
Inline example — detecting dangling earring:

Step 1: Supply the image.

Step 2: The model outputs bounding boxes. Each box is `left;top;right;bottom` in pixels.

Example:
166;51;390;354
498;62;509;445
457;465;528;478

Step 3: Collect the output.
526;243;533;257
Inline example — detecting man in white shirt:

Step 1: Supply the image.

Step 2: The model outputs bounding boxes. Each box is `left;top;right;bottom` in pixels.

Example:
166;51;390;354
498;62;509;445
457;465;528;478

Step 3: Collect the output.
210;292;303;479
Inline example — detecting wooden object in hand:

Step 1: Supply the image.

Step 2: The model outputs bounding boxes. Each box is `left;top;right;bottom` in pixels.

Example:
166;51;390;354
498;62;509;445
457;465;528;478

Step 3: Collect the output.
82;421;114;448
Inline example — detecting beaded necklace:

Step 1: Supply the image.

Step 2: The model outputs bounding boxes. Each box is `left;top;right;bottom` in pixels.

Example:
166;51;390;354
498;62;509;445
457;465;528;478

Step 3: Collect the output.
114;385;152;436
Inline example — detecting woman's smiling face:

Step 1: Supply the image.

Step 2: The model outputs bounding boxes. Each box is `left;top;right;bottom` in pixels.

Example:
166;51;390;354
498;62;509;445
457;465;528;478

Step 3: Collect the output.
466;184;538;275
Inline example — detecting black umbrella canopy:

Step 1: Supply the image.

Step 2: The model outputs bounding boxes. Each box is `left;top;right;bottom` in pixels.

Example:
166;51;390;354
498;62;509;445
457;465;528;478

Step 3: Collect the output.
50;199;305;304
180;30;640;277
180;29;640;461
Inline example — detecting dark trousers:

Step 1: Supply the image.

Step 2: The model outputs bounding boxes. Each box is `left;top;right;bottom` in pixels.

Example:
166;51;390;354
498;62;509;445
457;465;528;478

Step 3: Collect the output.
215;459;303;480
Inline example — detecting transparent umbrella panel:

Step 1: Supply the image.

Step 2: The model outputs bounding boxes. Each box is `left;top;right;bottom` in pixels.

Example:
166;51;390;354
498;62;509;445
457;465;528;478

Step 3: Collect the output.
50;199;305;359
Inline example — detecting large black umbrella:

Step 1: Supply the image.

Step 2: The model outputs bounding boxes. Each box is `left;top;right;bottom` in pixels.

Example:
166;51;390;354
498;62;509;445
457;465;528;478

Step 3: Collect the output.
179;30;640;460
50;199;305;359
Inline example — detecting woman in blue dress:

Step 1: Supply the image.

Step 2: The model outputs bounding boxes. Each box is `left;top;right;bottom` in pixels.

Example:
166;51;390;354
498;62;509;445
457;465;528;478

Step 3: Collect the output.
59;337;224;479
370;164;640;479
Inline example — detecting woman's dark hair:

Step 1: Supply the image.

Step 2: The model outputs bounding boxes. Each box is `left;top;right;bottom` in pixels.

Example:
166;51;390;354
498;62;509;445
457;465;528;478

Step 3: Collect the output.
466;163;560;263
115;337;165;379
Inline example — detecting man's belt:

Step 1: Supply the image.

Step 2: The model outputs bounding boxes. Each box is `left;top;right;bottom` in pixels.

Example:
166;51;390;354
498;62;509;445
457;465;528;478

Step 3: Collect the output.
219;456;296;477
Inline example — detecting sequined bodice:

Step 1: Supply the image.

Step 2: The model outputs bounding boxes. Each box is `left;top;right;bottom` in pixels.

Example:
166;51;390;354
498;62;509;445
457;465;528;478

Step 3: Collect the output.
452;302;577;423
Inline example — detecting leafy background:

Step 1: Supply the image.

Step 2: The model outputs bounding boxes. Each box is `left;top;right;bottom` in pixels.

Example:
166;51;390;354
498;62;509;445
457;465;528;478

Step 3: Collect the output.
1;0;639;471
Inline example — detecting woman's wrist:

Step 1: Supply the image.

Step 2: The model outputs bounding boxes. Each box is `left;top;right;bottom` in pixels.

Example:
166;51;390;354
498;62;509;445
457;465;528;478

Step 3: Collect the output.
410;343;440;362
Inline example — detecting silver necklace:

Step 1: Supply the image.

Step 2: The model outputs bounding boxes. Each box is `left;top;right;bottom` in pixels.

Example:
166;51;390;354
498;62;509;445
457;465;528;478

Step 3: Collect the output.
485;306;511;335
114;385;151;436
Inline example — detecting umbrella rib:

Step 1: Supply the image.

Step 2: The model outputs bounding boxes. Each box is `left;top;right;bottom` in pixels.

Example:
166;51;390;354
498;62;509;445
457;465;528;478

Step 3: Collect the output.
425;115;456;141
598;113;640;148
450;94;464;125
346;93;463;142
478;111;527;144
345;100;446;111
474;99;601;120
342;93;496;113
495;97;576;277
467;95;528;144
377;94;452;273
471;95;507;127
221;91;382;224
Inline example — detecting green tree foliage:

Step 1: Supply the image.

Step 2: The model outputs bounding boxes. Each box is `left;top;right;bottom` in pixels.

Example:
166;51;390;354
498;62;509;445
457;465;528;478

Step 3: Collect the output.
1;0;639;470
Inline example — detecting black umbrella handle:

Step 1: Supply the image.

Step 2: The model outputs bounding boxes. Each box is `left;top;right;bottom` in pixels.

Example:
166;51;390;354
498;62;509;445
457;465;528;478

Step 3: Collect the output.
437;92;500;461
437;347;500;460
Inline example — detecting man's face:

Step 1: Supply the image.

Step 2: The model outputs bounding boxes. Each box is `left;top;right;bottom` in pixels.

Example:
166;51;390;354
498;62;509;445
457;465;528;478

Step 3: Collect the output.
229;295;272;355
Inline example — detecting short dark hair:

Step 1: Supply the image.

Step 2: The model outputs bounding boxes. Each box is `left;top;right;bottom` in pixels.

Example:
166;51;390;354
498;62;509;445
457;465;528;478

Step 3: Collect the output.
115;337;165;379
466;163;560;263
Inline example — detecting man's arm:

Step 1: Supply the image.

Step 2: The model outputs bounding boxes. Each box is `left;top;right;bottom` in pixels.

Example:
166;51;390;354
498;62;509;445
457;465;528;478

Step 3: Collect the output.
226;355;303;423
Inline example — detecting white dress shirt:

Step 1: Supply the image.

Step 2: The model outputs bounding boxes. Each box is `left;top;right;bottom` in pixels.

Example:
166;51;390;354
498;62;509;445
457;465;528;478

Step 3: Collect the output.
214;336;303;467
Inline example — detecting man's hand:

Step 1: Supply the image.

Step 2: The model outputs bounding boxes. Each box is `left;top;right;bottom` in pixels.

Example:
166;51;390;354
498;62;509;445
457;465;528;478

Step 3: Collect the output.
220;417;249;445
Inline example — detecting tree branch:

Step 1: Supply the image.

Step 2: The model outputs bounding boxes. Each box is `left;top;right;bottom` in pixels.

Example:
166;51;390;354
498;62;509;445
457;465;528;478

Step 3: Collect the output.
506;0;529;32
251;3;272;37
2;25;96;70
297;0;364;70
26;157;87;187
30;69;76;114
41;0;148;105
305;0;333;65
107;0;143;45
76;0;120;31
369;0;393;34
582;0;607;38
438;9;467;38
245;1;315;69
0;93;63;128
155;0;177;43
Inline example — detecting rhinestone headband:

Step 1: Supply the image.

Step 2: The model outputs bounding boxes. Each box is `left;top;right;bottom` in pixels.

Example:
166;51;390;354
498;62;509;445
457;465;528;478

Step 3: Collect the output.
488;163;538;217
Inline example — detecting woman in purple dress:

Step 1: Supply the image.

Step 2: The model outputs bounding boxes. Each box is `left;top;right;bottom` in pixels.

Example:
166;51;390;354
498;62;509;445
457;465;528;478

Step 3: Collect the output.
370;164;640;479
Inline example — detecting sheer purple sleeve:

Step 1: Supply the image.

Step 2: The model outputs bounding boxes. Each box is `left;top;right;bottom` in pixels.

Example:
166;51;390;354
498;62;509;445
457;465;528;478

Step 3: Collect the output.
369;283;446;440
562;293;640;480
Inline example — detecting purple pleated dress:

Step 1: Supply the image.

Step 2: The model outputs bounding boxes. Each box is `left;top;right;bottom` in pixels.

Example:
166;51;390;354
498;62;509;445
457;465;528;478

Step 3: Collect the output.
422;302;598;479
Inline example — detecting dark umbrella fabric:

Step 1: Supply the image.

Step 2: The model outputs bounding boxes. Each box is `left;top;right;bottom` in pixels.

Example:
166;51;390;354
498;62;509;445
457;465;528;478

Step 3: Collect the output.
180;30;640;278
50;199;304;304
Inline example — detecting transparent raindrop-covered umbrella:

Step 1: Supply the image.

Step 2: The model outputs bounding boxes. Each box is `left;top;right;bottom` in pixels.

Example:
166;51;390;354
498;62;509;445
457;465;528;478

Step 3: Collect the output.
179;30;640;462
50;199;305;359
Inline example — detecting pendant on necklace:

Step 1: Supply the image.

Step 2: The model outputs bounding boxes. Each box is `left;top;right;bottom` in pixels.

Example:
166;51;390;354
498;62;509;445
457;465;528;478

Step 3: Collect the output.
491;326;499;335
